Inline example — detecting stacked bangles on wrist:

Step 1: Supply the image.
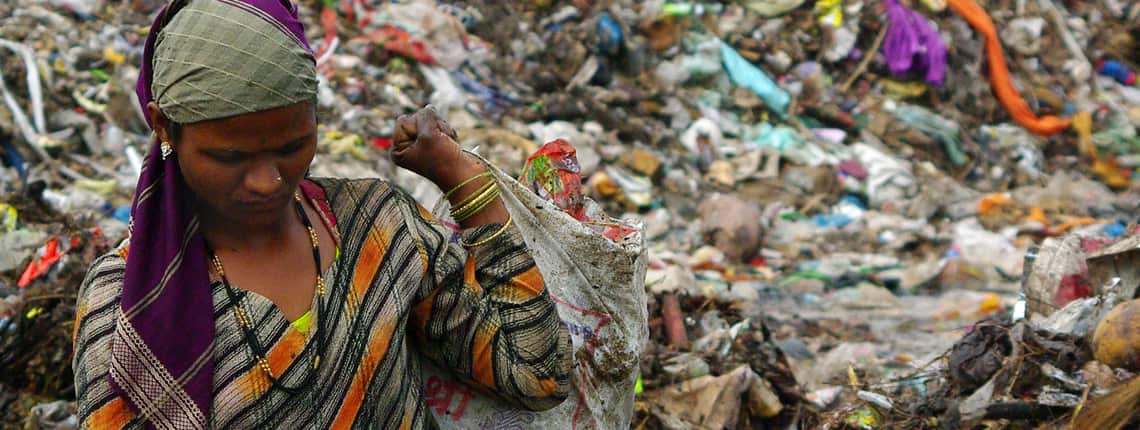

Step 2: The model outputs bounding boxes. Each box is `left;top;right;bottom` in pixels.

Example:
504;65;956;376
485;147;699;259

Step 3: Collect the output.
444;172;513;247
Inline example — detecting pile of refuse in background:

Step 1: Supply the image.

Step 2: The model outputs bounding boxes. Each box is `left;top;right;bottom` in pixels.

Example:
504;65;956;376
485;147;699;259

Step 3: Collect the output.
3;0;1140;428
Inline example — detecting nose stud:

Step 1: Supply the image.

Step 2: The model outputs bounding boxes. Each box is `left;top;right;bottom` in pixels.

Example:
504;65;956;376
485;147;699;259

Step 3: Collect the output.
274;176;283;182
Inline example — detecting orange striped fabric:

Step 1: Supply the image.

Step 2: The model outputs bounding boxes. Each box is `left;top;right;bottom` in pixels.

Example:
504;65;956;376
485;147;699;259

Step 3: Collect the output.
74;178;572;429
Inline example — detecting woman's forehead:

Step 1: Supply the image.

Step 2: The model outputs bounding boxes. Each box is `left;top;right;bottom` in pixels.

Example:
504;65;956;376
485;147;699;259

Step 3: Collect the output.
182;102;315;146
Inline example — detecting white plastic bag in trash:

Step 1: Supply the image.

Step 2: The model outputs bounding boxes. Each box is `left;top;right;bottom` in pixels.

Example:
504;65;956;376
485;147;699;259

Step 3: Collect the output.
418;151;649;429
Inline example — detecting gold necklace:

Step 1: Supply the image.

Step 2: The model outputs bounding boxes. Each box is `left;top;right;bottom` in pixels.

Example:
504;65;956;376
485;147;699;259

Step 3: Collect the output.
208;194;325;394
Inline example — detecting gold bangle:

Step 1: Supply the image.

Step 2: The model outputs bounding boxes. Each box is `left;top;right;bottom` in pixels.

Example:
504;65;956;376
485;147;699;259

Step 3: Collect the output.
452;185;500;222
450;181;497;218
461;215;513;247
442;172;492;200
451;177;496;212
453;187;500;223
449;185;494;218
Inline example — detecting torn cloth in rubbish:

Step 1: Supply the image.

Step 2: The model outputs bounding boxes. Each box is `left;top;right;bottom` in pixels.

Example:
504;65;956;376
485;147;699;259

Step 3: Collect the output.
883;0;947;86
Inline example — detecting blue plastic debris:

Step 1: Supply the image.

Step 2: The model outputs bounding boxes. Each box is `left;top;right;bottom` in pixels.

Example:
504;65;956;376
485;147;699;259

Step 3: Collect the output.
1104;221;1126;238
596;13;623;57
719;40;790;117
112;205;132;224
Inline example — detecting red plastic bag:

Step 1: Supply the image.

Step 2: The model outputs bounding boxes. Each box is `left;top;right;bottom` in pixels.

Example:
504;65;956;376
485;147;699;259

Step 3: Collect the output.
519;139;587;221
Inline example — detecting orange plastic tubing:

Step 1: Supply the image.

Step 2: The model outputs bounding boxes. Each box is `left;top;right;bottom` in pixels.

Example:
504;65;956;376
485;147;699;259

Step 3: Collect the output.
947;0;1072;136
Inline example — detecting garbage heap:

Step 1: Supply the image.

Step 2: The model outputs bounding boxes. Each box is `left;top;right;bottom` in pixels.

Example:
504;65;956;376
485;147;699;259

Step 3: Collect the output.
3;0;1140;428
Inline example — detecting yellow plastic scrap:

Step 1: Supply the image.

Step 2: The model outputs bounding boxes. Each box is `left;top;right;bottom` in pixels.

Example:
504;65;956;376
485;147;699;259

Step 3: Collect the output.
815;0;842;27
881;79;928;99
103;47;126;65
847;363;860;389
1072;111;1095;158
72;89;107;114
26;307;44;319
0;203;16;231
917;0;947;12
322;131;368;160
1073;111;1130;189
1093;160;1130;189
845;408;878;429
53;56;68;74
75;178;119;195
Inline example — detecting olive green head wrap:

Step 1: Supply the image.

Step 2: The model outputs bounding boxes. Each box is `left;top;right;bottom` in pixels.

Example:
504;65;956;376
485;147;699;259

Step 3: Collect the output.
151;0;317;123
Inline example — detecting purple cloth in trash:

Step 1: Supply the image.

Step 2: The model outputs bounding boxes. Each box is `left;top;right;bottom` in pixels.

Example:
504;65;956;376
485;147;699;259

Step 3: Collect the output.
110;0;312;428
883;0;947;86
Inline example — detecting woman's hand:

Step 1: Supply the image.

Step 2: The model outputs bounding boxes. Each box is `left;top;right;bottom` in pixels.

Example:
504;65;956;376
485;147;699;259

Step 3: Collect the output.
392;105;482;191
392;105;507;227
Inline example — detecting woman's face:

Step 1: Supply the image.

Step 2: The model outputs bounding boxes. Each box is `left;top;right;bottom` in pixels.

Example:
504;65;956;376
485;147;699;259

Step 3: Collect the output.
149;101;317;228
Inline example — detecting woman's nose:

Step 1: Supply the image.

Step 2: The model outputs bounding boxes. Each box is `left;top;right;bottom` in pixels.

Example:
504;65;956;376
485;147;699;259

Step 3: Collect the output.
244;160;283;196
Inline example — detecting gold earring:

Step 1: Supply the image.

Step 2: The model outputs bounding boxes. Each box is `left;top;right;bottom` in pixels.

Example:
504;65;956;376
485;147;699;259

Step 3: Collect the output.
160;141;173;160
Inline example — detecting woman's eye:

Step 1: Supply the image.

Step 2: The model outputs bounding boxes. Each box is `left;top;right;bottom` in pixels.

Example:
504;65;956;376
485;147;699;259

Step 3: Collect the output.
277;143;302;155
211;152;246;163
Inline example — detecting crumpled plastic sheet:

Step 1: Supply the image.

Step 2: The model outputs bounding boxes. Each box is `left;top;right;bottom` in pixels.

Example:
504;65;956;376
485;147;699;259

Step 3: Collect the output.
851;142;916;208
647;365;783;429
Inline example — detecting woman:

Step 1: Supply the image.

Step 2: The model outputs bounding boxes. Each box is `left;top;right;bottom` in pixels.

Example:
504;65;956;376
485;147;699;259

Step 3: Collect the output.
71;0;572;428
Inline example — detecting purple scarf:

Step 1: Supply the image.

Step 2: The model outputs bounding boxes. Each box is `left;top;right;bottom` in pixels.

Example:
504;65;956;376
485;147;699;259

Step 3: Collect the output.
882;0;947;86
112;1;312;427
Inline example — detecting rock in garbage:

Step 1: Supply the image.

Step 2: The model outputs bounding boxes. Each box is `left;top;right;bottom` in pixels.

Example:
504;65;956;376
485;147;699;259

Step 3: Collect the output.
697;195;763;262
1092;299;1140;371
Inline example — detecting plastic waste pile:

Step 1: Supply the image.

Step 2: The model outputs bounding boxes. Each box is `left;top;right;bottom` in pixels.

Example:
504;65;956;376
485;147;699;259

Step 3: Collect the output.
2;0;1140;428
